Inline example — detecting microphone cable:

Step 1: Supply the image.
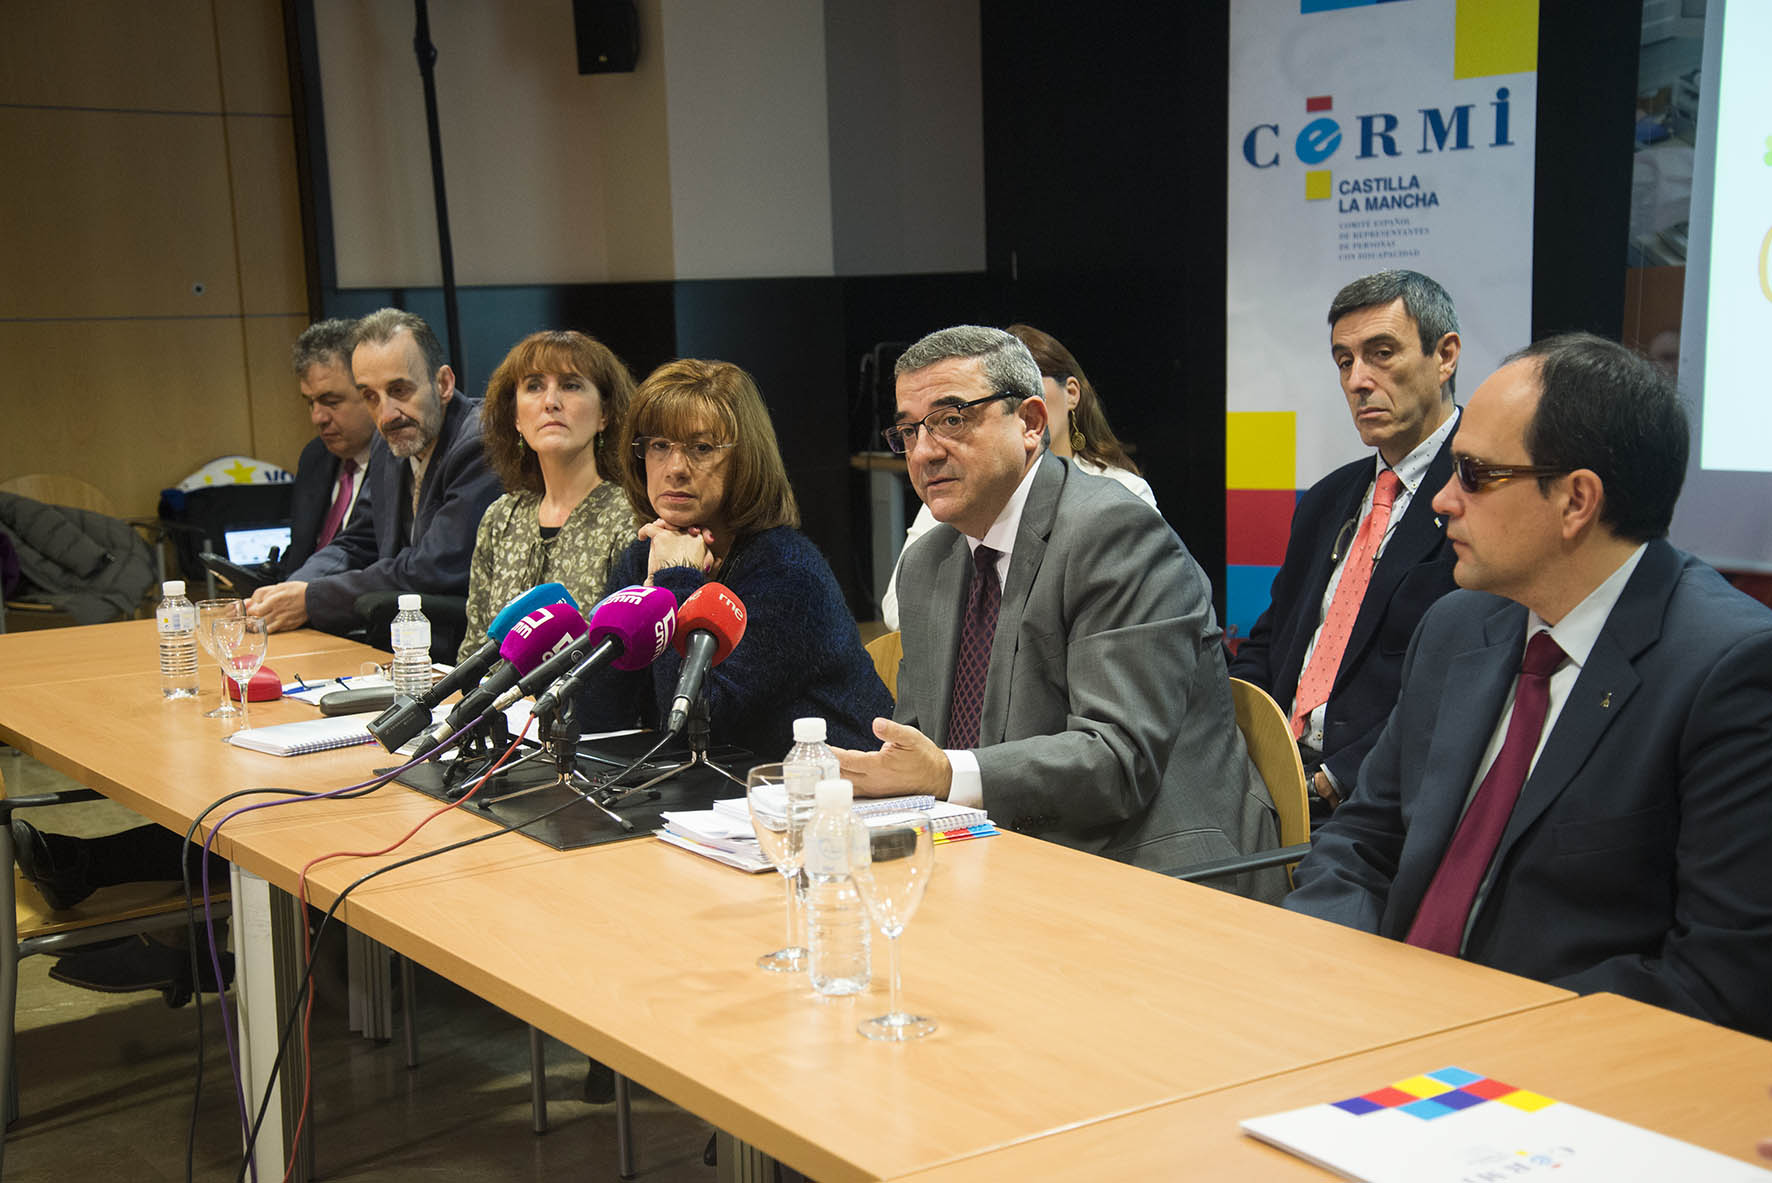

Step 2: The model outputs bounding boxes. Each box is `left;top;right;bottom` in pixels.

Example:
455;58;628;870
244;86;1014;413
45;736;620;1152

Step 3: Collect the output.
176;715;491;1183
281;717;533;1183
228;729;674;1183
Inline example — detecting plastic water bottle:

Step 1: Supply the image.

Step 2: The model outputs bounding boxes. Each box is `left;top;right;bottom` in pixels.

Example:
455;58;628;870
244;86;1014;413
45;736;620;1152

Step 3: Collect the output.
783;715;840;818
389;593;433;698
156;580;199;700
805;778;870;996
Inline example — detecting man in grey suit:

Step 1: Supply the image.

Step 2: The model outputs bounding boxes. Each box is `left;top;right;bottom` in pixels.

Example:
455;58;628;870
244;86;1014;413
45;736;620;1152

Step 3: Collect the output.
836;325;1280;897
1287;333;1772;1037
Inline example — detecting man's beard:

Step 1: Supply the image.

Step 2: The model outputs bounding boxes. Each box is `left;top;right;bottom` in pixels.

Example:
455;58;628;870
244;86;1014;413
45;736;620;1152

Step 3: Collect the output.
383;394;443;459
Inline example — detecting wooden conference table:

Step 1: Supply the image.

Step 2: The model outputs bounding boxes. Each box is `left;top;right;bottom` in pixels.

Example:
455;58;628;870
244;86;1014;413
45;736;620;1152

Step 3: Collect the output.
13;620;1744;1181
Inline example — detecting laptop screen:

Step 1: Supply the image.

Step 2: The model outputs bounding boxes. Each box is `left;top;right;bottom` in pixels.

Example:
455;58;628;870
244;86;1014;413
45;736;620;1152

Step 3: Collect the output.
224;525;292;565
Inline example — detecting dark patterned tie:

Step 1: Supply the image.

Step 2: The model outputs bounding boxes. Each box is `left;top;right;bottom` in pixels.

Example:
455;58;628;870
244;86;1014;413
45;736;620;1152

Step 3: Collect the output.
945;545;1002;750
315;457;357;549
1406;630;1567;955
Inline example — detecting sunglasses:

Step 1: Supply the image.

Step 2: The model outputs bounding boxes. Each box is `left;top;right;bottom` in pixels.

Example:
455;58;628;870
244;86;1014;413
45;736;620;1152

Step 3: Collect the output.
1453;454;1572;493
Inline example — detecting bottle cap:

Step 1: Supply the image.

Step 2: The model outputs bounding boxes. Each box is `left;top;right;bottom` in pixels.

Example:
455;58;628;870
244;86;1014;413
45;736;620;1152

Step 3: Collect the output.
793;717;827;743
397;593;422;611
814;778;853;809
162;580;185;596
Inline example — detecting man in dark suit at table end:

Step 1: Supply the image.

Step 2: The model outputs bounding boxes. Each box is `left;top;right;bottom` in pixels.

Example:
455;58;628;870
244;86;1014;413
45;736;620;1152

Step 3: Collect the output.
1229;270;1462;815
1286;332;1772;1038
279;317;375;576
248;308;500;656
835;325;1282;900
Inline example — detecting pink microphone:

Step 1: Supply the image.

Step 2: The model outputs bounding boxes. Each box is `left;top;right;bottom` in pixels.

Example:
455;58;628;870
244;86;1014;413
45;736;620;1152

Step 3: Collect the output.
411;602;591;756
530;586;679;718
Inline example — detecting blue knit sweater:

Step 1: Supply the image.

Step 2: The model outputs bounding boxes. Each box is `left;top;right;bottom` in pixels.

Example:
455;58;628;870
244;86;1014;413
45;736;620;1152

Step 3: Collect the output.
575;526;892;758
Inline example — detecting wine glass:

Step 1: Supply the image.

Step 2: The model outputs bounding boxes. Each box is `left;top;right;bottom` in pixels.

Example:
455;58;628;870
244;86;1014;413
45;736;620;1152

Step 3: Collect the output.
851;811;936;1041
211;615;270;731
746;763;816;973
196;598;245;718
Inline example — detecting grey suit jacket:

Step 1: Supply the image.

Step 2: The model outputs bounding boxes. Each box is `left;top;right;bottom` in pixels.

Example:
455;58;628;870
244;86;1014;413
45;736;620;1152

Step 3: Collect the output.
895;453;1281;895
1287;541;1772;1037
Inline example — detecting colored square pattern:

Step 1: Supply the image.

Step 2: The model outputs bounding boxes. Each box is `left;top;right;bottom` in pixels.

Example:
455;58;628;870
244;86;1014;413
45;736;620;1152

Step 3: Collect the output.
1304;169;1332;201
1226;488;1296;565
1454;0;1538;79
1332;1068;1557;1121
1302;0;1411;11
1226;411;1296;490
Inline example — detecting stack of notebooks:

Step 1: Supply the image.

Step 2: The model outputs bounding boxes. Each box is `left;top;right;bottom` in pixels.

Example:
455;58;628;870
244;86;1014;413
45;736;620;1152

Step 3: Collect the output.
1240;1065;1772;1181
658;794;996;872
225;715;377;756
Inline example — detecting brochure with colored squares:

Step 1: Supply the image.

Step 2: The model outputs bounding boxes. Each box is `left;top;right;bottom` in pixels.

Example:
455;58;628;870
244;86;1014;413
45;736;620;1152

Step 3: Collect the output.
1239;1066;1772;1181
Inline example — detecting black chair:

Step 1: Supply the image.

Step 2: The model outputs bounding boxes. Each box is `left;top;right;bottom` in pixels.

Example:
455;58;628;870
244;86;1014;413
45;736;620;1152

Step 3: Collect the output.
156;483;295;593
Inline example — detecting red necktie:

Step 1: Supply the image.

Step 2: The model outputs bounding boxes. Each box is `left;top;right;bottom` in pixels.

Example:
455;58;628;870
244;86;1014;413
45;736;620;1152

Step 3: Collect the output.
945;545;1001;750
1406;630;1567;955
1290;469;1403;738
316;457;358;549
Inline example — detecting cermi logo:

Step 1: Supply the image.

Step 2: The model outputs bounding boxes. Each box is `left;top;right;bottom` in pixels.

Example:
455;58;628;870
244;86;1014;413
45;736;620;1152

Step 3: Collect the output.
1240;90;1516;201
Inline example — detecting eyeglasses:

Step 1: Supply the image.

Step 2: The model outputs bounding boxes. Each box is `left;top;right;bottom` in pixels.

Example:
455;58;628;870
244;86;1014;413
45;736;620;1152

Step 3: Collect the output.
633;436;735;469
1453;455;1572;493
881;392;1017;454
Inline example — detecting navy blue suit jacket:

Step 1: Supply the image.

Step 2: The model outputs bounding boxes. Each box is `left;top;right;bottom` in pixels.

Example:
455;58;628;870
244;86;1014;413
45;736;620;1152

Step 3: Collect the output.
1286;540;1772;1038
1228;438;1458;790
288;396;500;635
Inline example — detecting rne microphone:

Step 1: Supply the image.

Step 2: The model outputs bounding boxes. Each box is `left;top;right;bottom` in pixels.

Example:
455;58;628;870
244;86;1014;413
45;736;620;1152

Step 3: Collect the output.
367;583;578;751
410;601;589;757
531;585;679;721
664;583;746;735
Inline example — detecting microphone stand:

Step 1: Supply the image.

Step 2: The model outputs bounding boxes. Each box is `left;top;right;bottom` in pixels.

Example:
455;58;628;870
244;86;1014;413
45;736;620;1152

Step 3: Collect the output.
624;697;745;796
440;710;513;796
488;698;635;831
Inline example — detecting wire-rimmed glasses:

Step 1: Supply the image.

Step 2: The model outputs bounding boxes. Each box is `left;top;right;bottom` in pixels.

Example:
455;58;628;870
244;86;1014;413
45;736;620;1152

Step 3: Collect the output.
880;391;1016;454
632;436;735;469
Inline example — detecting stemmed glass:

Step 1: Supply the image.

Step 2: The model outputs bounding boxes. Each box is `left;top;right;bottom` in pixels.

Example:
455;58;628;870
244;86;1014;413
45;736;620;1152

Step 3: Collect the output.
196;598;245;718
851;811;937;1041
211;615;269;731
746;763;817;973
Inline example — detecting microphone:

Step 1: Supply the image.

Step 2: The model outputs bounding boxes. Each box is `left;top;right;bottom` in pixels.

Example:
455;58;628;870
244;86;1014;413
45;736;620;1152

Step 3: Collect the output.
530;585;679;721
664;584;747;735
367;583;579;751
410;602;589;757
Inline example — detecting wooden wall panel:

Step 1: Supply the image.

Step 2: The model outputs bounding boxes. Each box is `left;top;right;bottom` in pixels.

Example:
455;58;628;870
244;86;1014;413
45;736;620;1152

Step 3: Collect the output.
0;0;220;111
227;115;307;315
0;108;241;320
215;0;293;115
0;1;308;525
243;314;315;474
0;319;255;519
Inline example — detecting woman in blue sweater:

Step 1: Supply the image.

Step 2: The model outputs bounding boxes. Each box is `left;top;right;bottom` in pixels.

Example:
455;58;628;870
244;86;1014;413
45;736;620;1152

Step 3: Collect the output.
582;358;890;756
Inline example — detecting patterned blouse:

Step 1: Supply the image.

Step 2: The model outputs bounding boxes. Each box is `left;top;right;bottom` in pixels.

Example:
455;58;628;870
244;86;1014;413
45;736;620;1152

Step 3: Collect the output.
458;480;638;663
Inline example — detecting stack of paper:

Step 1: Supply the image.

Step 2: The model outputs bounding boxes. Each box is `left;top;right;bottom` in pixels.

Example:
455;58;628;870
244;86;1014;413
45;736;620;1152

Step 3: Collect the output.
1240;1066;1772;1181
656;810;772;873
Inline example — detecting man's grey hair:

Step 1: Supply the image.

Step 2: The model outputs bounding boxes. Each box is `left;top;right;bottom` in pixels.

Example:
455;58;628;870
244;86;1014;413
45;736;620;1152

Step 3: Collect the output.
895;325;1044;405
1327;269;1460;395
348;307;448;380
290;318;356;375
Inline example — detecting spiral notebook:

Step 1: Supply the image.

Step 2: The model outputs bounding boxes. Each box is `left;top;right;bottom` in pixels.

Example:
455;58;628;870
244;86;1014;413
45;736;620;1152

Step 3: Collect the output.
225;716;377;757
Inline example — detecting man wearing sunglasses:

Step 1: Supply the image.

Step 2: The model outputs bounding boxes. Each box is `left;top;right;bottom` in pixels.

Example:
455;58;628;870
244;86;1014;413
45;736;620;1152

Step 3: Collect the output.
1287;333;1772;1039
1230;270;1464;816
835;325;1283;901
